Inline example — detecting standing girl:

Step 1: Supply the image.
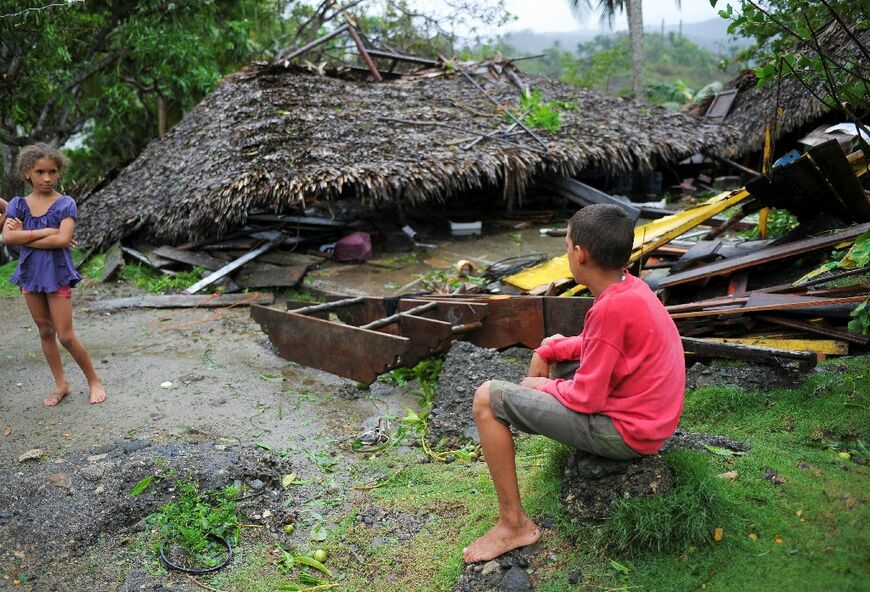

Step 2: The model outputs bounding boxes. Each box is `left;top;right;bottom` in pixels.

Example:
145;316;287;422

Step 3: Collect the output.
2;143;106;406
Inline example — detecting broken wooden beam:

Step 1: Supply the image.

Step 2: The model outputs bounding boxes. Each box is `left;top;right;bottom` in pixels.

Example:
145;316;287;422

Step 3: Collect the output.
659;223;870;288
153;245;226;271
183;234;284;295
681;336;817;370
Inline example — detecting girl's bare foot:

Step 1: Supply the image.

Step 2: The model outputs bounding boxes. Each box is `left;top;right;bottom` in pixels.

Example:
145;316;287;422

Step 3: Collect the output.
44;383;70;407
88;380;107;404
463;516;541;563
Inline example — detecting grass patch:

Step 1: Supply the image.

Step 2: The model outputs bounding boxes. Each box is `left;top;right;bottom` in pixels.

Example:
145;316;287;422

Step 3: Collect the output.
119;263;206;294
145;480;241;570
599;450;727;554
0;258;17;296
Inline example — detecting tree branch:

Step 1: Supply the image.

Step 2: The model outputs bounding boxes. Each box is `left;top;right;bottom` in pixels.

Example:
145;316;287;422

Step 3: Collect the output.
818;0;870;64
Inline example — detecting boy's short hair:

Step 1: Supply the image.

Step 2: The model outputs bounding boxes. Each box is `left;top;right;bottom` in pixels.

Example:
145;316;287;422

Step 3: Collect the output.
568;204;634;270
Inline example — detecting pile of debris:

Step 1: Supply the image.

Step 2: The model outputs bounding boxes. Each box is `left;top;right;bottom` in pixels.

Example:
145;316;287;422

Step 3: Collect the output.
504;141;870;365
250;142;868;382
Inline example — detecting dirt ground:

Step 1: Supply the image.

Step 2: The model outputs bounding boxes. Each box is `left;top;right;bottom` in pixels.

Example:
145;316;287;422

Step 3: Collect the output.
0;225;571;590
0;284;423;591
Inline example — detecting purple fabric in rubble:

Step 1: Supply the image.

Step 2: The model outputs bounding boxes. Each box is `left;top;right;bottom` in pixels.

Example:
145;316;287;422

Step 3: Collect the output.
334;231;371;263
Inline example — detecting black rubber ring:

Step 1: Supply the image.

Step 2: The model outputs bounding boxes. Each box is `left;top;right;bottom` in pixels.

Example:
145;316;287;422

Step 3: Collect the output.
159;533;233;574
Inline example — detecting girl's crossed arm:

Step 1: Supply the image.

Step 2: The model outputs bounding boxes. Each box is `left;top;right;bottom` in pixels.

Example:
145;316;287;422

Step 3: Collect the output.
23;217;77;249
2;218;63;246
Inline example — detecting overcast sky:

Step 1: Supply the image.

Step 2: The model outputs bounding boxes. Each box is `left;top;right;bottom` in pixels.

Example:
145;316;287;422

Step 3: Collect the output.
503;0;723;33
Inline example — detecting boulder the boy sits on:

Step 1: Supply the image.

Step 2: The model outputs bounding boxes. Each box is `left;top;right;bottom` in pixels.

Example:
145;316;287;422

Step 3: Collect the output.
464;204;685;563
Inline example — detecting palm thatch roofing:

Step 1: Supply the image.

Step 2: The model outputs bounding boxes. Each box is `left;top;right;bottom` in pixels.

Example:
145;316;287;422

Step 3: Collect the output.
688;21;869;159
77;60;736;248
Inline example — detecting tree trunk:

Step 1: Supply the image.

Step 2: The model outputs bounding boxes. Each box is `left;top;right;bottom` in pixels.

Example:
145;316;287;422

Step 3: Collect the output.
157;96;167;137
1;143;22;199
626;0;645;103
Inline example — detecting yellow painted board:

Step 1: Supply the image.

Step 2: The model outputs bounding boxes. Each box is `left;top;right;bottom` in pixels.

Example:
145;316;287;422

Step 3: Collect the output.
702;337;848;356
506;188;751;291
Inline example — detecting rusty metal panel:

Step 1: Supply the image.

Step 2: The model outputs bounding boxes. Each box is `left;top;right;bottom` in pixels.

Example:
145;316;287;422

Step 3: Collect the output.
398;299;489;326
542;296;594;339
462;296;545;349
251;304;410;385
396;315;456;366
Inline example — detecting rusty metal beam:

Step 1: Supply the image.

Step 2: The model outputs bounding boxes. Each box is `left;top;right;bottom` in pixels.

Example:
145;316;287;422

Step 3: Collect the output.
251;304;409;384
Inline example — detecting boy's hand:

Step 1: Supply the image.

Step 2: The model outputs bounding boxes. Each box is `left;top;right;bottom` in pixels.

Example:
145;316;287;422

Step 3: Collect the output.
520;376;549;390
540;333;565;346
528;352;549;378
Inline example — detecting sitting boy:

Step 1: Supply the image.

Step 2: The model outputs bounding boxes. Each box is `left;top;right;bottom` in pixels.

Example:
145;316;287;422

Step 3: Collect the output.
463;204;685;563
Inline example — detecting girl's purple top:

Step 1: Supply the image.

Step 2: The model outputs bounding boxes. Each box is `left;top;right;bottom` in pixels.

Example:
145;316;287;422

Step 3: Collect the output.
7;195;82;292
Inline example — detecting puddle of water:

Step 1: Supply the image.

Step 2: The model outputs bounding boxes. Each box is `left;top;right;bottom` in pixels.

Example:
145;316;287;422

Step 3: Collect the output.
311;224;570;295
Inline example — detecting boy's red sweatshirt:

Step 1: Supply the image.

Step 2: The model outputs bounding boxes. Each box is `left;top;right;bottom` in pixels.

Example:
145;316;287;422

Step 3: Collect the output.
534;273;685;454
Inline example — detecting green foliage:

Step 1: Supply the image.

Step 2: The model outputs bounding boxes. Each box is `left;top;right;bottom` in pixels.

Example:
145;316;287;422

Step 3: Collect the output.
380;357;444;404
738;208;800;239
513;88;575;133
0;258;18;296
599;451;728;554
118;263;205;294
849;297;870;336
711;0;868;113
145;480;240;569
542;32;739;97
0;0;290;188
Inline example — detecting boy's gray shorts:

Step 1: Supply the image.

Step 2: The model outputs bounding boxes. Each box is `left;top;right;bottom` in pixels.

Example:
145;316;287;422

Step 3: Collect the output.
489;377;641;460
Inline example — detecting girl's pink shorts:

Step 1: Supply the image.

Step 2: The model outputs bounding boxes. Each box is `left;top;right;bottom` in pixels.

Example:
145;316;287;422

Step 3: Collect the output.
21;285;72;298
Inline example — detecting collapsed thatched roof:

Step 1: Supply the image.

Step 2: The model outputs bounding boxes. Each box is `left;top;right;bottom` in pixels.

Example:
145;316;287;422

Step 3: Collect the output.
688;21;869;159
78;61;735;247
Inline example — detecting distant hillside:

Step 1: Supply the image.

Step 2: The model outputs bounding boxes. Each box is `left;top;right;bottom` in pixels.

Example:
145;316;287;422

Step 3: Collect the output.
504;18;751;54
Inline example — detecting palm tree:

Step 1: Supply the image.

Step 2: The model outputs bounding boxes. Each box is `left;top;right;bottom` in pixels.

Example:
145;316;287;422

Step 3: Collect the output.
570;0;678;103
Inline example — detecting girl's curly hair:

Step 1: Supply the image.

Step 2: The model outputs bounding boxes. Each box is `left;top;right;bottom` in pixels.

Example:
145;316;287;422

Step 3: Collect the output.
16;143;68;182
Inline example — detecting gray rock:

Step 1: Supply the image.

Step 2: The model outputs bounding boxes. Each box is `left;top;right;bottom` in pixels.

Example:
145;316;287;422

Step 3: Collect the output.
500;567;533;592
481;559;501;577
80;464;106;482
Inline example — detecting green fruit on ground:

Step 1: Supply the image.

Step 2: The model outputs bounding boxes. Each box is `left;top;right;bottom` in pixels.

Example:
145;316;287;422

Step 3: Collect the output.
283;524;295;534
313;549;327;562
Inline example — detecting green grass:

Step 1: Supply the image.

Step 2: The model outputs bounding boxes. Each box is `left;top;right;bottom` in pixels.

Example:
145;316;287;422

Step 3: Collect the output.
119;263;206;294
599;450;728;554
326;357;869;591
145;480;241;569
0;258;17;296
133;358;870;591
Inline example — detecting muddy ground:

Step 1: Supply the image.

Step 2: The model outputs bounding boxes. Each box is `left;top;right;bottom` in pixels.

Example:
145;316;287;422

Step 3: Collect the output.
0;285;422;591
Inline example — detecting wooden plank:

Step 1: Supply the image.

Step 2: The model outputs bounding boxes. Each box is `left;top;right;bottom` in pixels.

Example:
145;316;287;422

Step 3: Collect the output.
122;246;172;270
755;314;870;346
659;223;870;288
669;294;867;319
701;337;847;356
681;336;816;369
773;154;851;220
183;235;284;295
153;245;227;271
809;140;870;221
100;242;124;282
234;263;307;289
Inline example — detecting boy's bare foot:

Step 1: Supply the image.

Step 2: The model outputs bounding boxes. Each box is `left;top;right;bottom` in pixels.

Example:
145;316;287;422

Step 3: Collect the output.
44;383;70;407
463;516;541;563
88;380;106;404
